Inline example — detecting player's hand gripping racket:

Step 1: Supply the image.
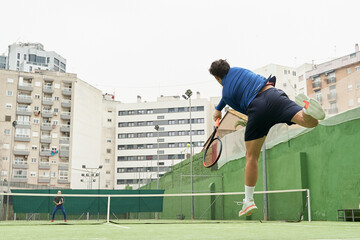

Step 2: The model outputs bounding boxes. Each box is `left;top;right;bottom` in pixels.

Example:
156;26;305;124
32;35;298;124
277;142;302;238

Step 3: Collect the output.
202;118;223;168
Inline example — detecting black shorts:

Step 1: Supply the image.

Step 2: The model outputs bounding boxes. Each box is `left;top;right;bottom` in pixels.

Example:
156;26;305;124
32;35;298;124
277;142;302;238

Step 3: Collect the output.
245;88;302;141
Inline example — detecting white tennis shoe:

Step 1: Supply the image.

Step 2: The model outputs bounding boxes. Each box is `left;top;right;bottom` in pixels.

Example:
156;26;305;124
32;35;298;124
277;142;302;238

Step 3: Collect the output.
238;199;257;217
295;94;326;120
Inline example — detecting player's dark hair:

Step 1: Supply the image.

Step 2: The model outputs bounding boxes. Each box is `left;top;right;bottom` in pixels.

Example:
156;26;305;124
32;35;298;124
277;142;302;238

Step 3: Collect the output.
209;59;230;79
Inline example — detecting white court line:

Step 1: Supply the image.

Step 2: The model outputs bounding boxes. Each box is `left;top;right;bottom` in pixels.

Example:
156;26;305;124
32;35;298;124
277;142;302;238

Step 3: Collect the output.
106;223;131;229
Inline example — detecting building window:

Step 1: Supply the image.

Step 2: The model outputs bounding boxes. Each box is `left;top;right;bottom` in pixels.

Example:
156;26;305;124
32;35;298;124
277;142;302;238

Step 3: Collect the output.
35;94;40;99
292;71;296;76
105;159;110;163
5;103;12;109
168;120;176;125
168;108;175;113
106;170;111;174
146;121;153;126
169;131;176;136
31;158;37;163
347;68;351;74
59;170;68;180
146;144;153;149
17;53;20;59
348;84;353;91
106;149;111;154
7;78;14;83
349;99;354;106
4;129;10;135
6;90;13;96
107;119;112;122
54;96;59;101
5;115;11;122
146;109;153;114
168;143;175;148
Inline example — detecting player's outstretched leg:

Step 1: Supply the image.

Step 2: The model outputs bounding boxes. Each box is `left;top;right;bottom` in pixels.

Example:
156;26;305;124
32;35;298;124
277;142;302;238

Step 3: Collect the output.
295;94;325;120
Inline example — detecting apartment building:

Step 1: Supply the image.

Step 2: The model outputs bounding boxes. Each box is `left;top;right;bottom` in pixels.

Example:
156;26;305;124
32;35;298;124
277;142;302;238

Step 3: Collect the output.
254;63;312;100
0;55;6;69
115;94;219;189
0;69;74;188
0;68;120;190
7;42;66;73
306;44;360;115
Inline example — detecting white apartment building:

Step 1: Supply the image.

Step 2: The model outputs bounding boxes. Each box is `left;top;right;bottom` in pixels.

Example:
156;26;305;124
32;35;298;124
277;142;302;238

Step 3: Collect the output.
0;69;116;190
0;55;6;69
253;63;312;100
7;43;66;73
115;94;220;190
1;68;221;191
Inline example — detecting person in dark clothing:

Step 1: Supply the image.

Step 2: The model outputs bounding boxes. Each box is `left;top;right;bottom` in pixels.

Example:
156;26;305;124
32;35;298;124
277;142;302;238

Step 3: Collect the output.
51;190;67;222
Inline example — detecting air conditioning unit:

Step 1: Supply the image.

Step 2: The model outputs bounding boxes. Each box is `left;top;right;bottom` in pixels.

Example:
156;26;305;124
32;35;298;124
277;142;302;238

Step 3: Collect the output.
53;112;58;116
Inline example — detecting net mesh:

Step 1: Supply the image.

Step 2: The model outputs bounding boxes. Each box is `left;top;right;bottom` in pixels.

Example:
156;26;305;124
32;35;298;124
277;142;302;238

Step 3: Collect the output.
0;189;310;222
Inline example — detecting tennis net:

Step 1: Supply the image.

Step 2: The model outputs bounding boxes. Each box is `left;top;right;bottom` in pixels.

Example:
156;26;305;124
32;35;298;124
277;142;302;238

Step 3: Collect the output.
0;188;311;223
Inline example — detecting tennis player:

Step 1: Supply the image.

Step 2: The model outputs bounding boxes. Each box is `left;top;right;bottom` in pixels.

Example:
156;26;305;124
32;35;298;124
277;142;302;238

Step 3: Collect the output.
51;190;67;222
209;59;325;217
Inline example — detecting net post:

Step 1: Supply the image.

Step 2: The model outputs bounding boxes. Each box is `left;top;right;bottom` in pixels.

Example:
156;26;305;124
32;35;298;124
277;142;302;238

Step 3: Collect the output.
106;195;111;223
307;189;311;223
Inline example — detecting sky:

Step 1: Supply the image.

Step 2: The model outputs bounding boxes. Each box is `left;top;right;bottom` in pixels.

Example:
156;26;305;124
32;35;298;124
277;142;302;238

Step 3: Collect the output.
1;0;359;103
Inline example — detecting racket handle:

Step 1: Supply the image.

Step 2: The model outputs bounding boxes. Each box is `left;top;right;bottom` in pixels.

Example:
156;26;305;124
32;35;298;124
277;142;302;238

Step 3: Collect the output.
215;118;220;127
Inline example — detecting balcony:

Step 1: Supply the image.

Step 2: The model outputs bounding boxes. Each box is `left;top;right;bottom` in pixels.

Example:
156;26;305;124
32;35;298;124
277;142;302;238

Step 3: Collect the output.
39;161;50;170
15;121;31;129
41;109;53;118
57;179;69;184
62;88;72;96
58;163;69;170
60;137;70;144
43;85;54;94
13;148;30;155
17;95;32;104
14;134;30;142
43;77;54;82
18;82;33;92
38;177;50;183
12;177;28;183
60;112;71;120
13;161;29;169
16;107;32;116
60;125;71;133
328;108;338;114
326;77;336;85
327;93;337;101
40;149;51;157
41;123;53;131
59;146;69;158
40;136;52;144
42;97;54;106
61;99;71;108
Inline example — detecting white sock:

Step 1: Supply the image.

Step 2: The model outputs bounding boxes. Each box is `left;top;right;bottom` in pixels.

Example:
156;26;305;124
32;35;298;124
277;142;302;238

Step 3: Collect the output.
245;185;255;202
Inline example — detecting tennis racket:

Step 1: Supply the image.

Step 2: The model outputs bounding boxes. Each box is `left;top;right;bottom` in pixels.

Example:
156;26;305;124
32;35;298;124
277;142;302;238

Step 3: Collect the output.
202;118;223;168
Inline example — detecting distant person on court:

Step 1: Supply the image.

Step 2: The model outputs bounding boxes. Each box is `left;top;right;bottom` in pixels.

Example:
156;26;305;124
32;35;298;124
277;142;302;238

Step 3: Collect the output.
51;190;67;222
209;59;325;217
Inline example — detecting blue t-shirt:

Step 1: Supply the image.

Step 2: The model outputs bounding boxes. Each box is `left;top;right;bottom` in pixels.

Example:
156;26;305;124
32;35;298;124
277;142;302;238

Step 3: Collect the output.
215;67;268;114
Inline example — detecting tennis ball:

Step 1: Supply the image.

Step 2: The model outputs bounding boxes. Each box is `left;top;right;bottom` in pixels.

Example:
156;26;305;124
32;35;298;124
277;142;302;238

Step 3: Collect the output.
187;144;190;147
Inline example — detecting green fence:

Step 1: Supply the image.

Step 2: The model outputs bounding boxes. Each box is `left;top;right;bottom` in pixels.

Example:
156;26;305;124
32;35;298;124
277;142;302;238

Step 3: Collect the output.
11;189;164;214
145;108;360;221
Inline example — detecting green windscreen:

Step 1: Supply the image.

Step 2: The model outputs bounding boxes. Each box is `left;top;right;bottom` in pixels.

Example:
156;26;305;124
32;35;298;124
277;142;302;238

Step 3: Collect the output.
11;189;164;214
